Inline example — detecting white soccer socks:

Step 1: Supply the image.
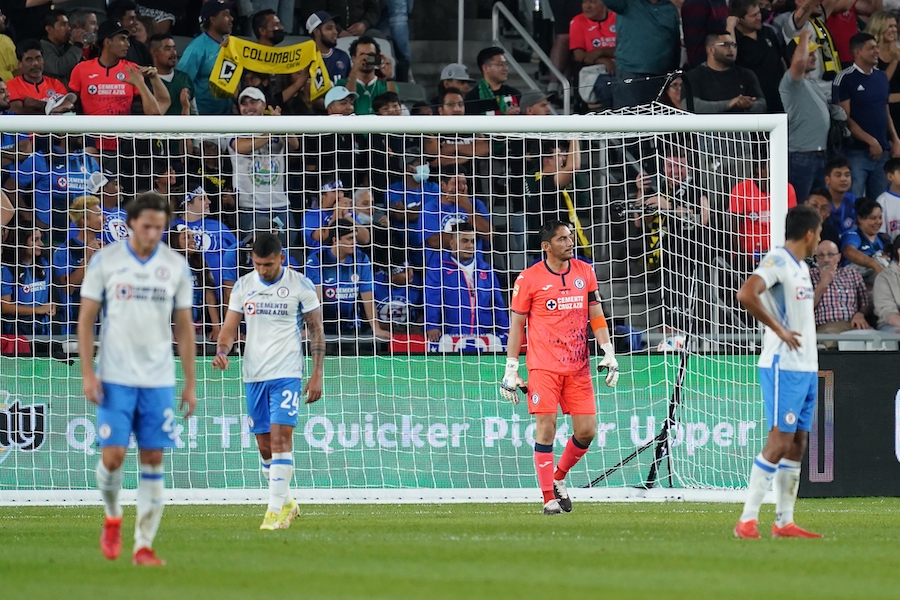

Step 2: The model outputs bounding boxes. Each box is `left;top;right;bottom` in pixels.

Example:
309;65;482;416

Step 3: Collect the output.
96;461;123;519
261;457;272;482
739;454;778;522
267;452;293;514
135;463;165;551
774;458;802;528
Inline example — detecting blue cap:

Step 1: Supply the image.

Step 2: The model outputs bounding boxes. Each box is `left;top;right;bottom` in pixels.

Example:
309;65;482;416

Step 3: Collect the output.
180;186;207;207
324;86;357;108
321;180;344;192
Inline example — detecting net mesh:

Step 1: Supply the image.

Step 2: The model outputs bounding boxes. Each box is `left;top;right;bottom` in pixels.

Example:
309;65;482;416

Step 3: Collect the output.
0;107;781;496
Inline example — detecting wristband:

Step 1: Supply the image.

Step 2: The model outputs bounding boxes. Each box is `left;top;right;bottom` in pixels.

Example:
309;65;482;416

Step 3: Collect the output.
384;77;396;82
216;350;227;356
590;314;608;331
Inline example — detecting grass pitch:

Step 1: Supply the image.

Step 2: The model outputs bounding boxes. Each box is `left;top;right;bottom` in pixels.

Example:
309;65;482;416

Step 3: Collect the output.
2;499;899;599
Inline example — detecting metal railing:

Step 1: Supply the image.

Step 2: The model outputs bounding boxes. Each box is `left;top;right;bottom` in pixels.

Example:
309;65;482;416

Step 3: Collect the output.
491;2;571;115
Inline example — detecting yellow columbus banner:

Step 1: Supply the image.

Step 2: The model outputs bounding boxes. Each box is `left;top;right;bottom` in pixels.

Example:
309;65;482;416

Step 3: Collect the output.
209;36;331;101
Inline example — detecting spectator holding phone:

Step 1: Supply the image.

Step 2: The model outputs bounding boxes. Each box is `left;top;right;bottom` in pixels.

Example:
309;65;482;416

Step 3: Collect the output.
336;36;396;115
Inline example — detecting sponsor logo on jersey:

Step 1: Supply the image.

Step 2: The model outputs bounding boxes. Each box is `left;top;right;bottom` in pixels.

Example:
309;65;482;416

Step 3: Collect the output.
545;299;557;310
57;176;67;189
574;277;585;289
324;287;337;299
541;284;553;291
98;423;111;440
244;301;257;314
276;286;289;298
115;283;133;300
795;285;814;300
844;217;854;230
88;84;98;94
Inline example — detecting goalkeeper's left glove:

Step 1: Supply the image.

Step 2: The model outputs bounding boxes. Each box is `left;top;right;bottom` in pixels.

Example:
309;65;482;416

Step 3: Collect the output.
597;343;619;388
500;357;526;403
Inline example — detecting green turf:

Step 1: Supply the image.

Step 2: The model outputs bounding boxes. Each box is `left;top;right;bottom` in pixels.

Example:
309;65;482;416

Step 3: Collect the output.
2;499;899;599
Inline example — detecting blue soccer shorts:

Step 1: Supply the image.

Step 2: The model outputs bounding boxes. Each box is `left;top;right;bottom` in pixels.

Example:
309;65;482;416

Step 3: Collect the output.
245;378;302;434
759;357;817;434
97;383;176;448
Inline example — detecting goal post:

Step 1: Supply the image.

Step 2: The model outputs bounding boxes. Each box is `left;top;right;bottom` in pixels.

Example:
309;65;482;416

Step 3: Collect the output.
0;110;788;504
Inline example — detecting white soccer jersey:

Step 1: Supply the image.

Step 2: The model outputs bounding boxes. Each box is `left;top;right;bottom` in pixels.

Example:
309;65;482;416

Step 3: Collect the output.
754;247;818;373
876;190;900;240
81;242;193;387
228;267;321;383
227;137;290;210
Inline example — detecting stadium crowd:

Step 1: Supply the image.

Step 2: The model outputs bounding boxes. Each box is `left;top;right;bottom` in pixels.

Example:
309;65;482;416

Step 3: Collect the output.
2;0;900;354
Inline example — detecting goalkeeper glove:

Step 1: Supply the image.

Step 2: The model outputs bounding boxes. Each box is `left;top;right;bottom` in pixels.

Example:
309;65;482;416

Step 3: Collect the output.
500;357;526;403
597;343;619;388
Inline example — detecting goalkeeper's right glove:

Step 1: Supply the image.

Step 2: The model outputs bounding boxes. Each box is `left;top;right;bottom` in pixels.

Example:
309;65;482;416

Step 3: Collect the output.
597;343;620;388
500;357;526;404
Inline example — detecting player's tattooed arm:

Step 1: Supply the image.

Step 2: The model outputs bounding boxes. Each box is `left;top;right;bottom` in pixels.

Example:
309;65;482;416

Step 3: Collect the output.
304;307;326;404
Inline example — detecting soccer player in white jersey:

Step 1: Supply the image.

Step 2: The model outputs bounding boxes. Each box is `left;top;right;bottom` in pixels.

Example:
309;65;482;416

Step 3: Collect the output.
734;205;823;539
213;233;325;530
78;193;197;566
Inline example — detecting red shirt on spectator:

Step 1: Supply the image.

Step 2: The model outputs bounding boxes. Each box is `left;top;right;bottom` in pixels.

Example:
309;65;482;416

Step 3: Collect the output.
568;11;617;52
826;4;859;65
730;180;798;254
69;58;140;151
6;75;67;104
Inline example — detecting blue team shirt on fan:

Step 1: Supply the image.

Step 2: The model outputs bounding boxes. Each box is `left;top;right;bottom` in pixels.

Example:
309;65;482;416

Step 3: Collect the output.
302;208;336;251
840;227;890;265
373;269;423;325
387;180;440;247
101;206;130;245
51;237;88;334
170;216;238;291
418;196;490;249
10;148;99;228
322;47;351;84
827;193;857;236
0;260;52;335
305;247;373;331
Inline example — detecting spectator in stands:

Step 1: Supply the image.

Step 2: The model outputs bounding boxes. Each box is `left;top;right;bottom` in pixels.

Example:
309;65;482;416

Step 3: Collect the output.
229;86;299;247
603;0;680;109
1;225;54;337
466;47;521;115
308;0;382;38
305;218;390;339
4;134;100;232
373;90;402;115
324;85;357;115
432;63;474;106
877;157;900;241
132;15;151;45
867;12;900;140
69;20;171;122
252;10;311;114
781;30;829;203
779;0;845;99
806;187;842;244
411;101;432;115
52;195;103;334
148;34;195;116
307;11;351;85
873;235;900;332
378;0;413;82
176;0;234;115
106;0;153;66
683;0;730;69
435;86;465;116
0;9;16;82
842;196;892;286
729;0;786;113
544;0;582;101
250;0;293;36
684;31;767;113
374;260;423;334
825;0;881;64
337;36;397;115
521;90;552;115
6;40;68;115
730;157;798;263
569;0;616;109
824;157;858;236
41;9;86;87
67;9;99;61
387;150;439;250
659;75;685;110
421;168;492;251
169;224;222;342
369;92;406;192
4;0;55;43
147;159;179;202
810;239;871;340
88;170;131;245
835;32;900;199
424;222;509;342
135;1;178;35
526;139;584;255
304;180;349;251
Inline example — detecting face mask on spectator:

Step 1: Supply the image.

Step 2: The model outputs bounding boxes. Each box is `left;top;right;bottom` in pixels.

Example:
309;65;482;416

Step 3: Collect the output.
354;211;373;225
271;29;286;44
413;164;431;183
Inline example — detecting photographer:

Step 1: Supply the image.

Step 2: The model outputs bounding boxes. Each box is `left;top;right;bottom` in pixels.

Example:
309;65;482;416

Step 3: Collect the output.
336;36;396;115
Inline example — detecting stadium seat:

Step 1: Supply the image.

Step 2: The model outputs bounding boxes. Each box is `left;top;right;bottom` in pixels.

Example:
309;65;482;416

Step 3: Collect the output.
172;35;193;57
395;82;427;105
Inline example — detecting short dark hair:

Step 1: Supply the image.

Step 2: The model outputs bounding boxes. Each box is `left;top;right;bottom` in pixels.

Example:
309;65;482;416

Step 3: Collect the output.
729;0;758;18
854;196;882;220
438;165;462;184
411;101;432;115
808;187;831;200
784;205;821;241
331;218;356;243
438;87;464;107
372;91;400;113
825;157;850;176
884;157;900;175
126;192;171;225
252;9;276;40
68;8;96;29
147;33;173;50
16;39;43;61
849;32;876;55
452;221;475;234
476;46;504;71
539;220;570;244
705;30;731;47
349;35;380;58
106;0;137;22
252;232;283;258
43;10;67;33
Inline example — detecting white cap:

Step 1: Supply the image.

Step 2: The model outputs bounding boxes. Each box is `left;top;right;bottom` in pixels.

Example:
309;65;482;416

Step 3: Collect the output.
305;10;335;34
324;85;358;107
45;92;77;115
87;171;109;194
238;86;266;102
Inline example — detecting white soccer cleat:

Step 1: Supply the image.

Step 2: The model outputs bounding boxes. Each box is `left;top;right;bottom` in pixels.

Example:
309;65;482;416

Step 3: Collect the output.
542;499;562;515
553;479;572;512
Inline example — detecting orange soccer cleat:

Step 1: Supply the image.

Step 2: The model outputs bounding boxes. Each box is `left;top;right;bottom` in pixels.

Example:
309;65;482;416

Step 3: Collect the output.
772;522;823;539
132;547;166;566
100;516;122;560
733;519;761;539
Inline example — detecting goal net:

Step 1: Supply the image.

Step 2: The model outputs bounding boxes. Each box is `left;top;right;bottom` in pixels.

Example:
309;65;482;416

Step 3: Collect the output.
0;108;788;503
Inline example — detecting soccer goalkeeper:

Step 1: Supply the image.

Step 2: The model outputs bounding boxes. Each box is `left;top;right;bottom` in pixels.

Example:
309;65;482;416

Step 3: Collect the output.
501;220;619;514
